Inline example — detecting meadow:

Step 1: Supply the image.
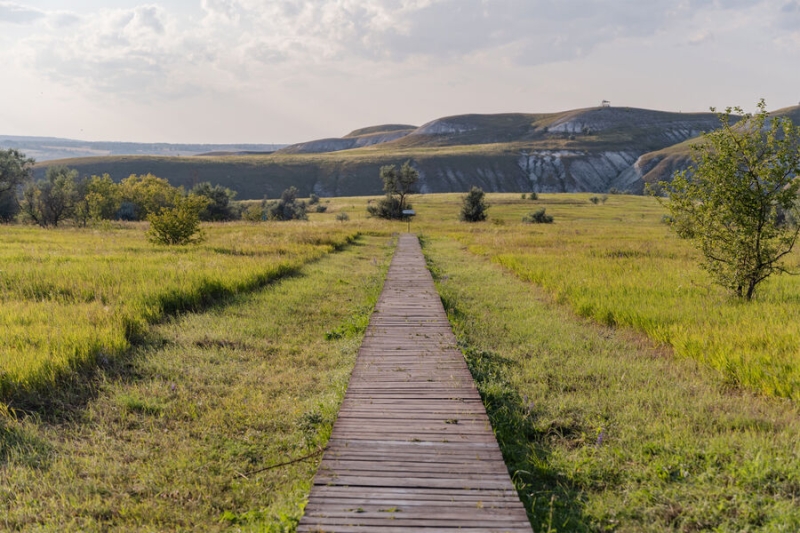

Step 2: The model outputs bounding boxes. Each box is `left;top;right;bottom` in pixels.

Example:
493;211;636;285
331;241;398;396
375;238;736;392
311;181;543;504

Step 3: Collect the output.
3;192;800;531
0;222;360;405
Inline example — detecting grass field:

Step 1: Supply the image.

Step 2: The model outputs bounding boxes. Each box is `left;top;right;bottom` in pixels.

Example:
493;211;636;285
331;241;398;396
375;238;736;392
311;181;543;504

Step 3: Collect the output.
423;235;800;531
3;191;800;531
0;223;360;405
1;234;392;531
399;193;800;401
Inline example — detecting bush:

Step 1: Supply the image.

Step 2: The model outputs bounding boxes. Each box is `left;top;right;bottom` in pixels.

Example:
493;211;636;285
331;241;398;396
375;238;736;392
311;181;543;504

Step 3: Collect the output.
336;212;349;222
522;208;553;224
367;195;407;219
459;186;488;222
315;204;327;213
190;182;237;221
589;195;608;205
0;189;19;223
242;204;264;222
266;187;308;221
146;196;208;245
529;192;538;200
309;194;320;205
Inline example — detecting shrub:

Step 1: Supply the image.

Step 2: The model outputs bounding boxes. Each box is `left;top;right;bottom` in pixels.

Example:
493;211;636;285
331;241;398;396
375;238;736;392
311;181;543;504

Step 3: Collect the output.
336;212;349;222
315;204;328;213
459;186;488;222
242;204;264;222
146;196;209;245
589;195;608;205
190;182;237;221
309;194;320;205
266;187;308;221
522;208;553;224
529;192;538;200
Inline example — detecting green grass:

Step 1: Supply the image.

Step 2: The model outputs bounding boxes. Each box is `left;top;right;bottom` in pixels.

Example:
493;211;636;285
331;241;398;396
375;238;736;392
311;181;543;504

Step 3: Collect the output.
0;222;360;403
422;234;800;532
410;193;800;401
0;234;392;532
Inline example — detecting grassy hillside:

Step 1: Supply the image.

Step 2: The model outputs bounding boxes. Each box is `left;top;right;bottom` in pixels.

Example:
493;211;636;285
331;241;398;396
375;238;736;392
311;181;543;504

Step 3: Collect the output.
33;107;726;198
638;105;800;186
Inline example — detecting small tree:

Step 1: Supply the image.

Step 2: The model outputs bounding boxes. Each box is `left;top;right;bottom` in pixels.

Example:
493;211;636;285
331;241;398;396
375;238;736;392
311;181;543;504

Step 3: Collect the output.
368;161;419;220
146;196;209;245
190;182;237;221
460;186;489;222
20;165;80;227
266;186;308;221
659;100;800;300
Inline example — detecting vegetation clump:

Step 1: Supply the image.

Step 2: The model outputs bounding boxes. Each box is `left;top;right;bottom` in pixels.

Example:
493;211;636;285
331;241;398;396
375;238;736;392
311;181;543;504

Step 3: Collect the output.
659;100;800;300
367;160;418;220
459;186;489;222
146;196;209;245
522;208;553;224
266;186;308;221
189;182;237;221
0;148;34;222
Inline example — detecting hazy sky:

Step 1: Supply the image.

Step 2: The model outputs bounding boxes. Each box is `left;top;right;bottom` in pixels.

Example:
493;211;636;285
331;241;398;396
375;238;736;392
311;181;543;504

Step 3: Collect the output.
1;0;798;144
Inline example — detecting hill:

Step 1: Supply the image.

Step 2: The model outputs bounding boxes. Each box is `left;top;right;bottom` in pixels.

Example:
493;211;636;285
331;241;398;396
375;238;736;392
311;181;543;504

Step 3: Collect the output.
32;107;735;198
1;135;284;162
636;105;800;187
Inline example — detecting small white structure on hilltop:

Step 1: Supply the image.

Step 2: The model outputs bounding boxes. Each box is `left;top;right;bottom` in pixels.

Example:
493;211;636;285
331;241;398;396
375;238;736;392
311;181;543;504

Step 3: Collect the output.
601;100;611;108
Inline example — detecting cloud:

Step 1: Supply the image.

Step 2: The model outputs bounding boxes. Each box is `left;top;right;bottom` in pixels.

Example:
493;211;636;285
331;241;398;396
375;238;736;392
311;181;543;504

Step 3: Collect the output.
11;0;799;104
0;1;44;24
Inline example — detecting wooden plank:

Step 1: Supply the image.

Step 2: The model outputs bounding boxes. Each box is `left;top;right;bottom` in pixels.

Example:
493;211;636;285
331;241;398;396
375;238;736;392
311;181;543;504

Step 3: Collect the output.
298;233;532;532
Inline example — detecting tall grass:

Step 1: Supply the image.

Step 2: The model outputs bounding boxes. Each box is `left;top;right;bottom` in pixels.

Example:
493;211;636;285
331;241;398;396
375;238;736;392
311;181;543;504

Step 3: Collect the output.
0;223;359;401
410;192;800;400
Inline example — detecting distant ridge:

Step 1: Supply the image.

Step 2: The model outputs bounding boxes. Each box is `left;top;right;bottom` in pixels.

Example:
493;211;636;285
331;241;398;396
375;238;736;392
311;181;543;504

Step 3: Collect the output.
34;104;799;199
0;135;286;162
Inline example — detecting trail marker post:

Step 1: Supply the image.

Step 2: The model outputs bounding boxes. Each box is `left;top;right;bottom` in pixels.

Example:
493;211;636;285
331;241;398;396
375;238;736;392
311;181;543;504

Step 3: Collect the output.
402;209;416;233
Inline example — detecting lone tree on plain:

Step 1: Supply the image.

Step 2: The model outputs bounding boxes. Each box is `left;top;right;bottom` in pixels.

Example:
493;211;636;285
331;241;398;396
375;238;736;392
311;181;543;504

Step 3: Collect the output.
368;161;419;219
659;100;800;300
459;186;489;222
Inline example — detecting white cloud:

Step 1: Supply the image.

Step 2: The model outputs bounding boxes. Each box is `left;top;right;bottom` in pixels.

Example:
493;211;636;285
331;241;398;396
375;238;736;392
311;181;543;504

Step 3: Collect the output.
0;1;44;24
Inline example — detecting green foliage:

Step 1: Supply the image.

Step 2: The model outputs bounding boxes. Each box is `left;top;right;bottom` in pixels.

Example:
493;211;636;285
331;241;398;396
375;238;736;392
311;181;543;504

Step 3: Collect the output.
528;192;538;200
368;160;419;219
84;174;122;222
266;186;308;221
119;174;183;220
146;196;209;245
660;100;800;300
0;148;34;195
0;187;19;223
459;186;489;222
314;204;327;213
522;208;553;224
190;182;238;221
308;193;320;205
336;212;349;222
242;202;265;222
20;166;80;227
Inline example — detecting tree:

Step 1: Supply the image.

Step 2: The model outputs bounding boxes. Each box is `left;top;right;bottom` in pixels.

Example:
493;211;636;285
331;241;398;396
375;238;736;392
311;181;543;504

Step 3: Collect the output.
84;174;122;222
659;100;800;300
119;174;182;220
0;148;33;195
190;182;238;221
266;186;308;221
20;166;80;227
146;195;209;245
367;161;419;220
459;186;489;222
0;149;34;223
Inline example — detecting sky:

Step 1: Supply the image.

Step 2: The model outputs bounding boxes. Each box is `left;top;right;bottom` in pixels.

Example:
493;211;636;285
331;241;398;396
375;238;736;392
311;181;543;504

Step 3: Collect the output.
0;0;798;144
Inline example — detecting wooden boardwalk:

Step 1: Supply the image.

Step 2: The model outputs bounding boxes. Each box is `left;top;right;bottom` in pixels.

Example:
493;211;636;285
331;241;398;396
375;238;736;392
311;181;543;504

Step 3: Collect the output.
298;234;532;533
